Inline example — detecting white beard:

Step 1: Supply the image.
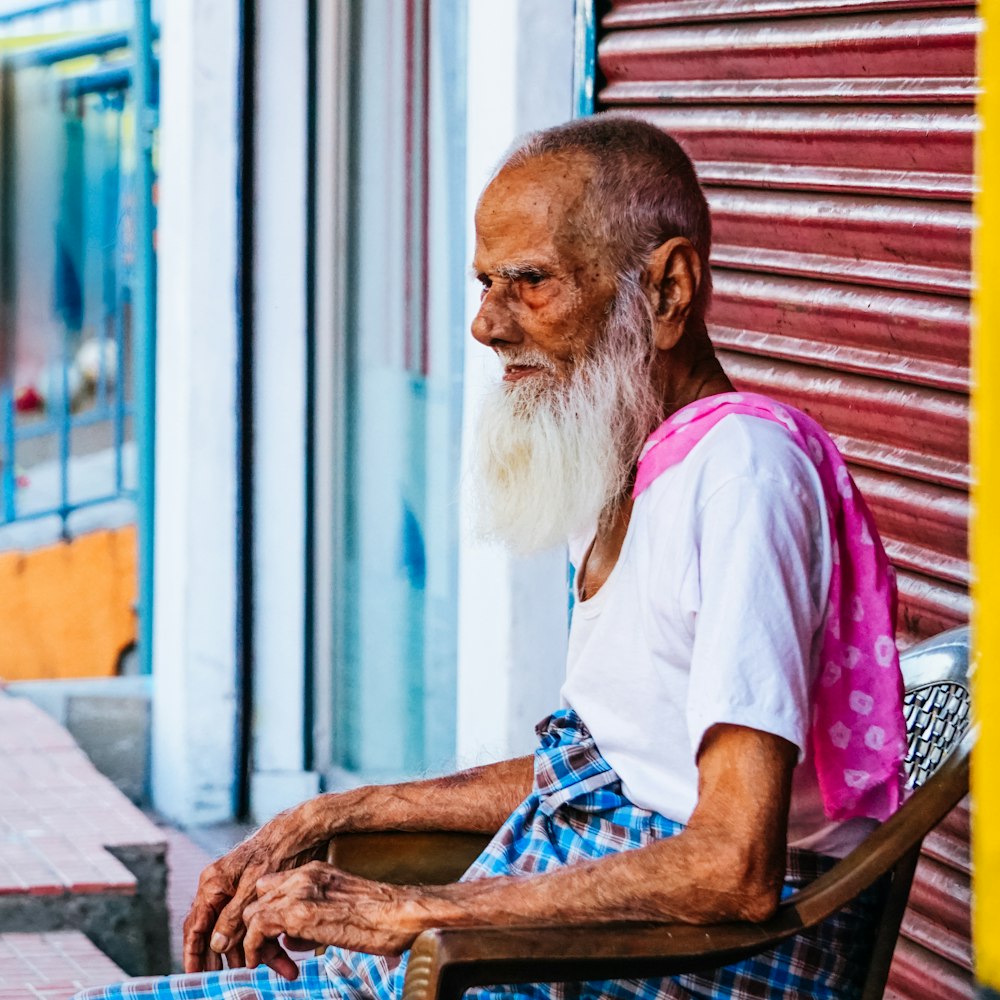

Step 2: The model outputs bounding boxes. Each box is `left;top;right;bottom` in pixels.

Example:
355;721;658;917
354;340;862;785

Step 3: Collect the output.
469;278;662;554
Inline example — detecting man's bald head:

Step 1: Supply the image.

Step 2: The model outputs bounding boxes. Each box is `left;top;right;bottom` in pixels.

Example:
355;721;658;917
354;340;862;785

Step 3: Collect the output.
497;116;712;319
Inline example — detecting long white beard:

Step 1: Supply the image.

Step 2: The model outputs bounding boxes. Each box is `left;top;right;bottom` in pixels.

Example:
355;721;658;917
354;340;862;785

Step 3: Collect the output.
469;279;662;554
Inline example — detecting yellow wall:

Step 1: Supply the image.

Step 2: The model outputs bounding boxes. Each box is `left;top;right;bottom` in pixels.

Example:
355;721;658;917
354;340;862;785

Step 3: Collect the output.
974;0;1000;987
0;526;137;681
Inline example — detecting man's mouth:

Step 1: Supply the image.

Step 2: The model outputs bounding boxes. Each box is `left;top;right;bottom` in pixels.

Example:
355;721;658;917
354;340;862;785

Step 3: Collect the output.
503;364;545;382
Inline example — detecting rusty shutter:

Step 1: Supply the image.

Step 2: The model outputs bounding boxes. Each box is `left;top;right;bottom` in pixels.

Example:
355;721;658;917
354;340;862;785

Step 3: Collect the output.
596;2;974;996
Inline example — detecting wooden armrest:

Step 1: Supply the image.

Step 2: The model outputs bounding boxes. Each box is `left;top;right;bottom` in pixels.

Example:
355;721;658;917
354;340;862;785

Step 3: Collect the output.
399;743;972;1000
326;736;972;999
327;831;493;886
403;918;798;1000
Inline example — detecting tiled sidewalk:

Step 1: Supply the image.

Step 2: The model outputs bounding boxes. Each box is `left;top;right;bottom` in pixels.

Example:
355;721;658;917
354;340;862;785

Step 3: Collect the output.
0;931;126;999
0;689;169;987
0;693;163;894
0;825;227;997
0;688;309;994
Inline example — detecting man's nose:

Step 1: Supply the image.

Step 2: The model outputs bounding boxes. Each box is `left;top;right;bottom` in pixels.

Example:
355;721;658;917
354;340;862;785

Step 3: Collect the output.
471;288;521;348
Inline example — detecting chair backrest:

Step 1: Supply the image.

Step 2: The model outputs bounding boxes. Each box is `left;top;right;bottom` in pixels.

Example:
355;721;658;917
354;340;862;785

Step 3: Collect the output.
860;625;971;999
900;625;971;790
749;626;973;998
781;627;971;902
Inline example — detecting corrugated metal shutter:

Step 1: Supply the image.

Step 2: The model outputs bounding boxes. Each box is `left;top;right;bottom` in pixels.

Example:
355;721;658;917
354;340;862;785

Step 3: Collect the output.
596;2;974;996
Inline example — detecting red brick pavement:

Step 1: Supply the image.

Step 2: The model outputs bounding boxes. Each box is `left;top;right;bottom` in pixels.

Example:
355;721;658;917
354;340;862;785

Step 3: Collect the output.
0;693;163;897
0;931;126;999
0;690;310;990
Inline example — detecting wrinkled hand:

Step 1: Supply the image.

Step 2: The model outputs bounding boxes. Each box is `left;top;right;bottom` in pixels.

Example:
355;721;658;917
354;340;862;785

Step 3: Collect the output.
182;830;321;974
243;862;422;978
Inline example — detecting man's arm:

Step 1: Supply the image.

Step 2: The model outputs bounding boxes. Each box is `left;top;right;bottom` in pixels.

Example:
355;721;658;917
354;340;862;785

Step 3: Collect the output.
183;755;533;974
241;723;796;974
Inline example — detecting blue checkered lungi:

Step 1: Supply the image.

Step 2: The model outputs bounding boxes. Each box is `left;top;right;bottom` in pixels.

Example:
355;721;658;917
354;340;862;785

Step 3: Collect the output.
73;709;884;1000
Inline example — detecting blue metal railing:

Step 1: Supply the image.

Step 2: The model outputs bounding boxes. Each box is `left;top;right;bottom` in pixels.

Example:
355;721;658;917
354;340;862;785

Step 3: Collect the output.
0;0;109;26
573;0;597;119
2;394;14;524
131;0;157;680
0;26;157;533
8;29;133;66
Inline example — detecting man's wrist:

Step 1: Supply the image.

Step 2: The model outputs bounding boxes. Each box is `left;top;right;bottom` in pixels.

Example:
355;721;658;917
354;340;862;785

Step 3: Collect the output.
395;886;468;939
259;789;355;857
249;801;322;862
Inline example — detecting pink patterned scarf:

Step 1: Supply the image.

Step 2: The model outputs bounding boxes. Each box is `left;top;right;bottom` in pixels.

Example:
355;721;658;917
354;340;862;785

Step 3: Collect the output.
634;391;905;822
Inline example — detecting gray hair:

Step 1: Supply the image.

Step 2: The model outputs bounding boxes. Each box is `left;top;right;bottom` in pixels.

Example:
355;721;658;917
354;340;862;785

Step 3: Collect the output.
500;116;713;319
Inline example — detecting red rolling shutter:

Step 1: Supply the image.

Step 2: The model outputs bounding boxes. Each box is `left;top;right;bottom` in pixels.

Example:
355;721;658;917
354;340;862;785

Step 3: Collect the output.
596;2;974;996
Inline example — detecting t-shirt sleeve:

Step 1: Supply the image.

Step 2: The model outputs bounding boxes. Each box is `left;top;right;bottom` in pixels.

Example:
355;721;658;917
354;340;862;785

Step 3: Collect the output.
683;465;828;763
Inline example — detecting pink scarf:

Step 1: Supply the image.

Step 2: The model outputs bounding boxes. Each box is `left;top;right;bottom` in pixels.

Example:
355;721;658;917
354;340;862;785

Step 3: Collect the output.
634;391;905;822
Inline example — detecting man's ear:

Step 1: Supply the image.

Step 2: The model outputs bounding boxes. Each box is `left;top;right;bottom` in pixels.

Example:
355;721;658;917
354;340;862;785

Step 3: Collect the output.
642;237;703;351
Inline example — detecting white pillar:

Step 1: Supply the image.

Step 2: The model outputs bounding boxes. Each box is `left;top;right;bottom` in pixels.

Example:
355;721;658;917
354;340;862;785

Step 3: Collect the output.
151;0;241;826
249;0;319;822
456;0;577;767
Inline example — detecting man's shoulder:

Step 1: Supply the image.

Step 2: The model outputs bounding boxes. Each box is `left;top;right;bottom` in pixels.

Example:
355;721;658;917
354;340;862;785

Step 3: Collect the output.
649;411;820;498
633;413;829;567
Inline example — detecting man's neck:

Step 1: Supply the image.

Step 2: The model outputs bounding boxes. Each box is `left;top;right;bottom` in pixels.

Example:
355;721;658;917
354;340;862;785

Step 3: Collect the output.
578;496;634;602
578;326;733;602
653;320;734;418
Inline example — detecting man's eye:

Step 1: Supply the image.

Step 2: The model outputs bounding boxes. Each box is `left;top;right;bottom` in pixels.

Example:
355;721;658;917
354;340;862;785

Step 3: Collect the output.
522;272;546;286
477;275;492;297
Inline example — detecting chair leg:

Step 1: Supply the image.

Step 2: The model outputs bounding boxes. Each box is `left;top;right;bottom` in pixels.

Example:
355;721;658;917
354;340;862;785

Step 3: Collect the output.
860;844;923;1000
403;935;445;1000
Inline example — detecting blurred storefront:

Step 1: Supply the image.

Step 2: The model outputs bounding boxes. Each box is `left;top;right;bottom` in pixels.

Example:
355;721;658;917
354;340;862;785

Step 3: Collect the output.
0;0;158;682
150;0;580;829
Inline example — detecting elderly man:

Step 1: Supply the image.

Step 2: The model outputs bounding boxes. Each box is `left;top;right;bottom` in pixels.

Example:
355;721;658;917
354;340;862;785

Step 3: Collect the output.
76;117;904;1000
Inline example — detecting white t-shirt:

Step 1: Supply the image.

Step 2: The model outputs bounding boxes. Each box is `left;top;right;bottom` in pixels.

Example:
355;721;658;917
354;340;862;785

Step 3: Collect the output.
561;414;877;857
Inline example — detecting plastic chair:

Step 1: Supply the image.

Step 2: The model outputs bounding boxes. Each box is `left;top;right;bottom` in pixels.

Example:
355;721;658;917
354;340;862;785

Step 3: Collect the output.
327;626;972;1000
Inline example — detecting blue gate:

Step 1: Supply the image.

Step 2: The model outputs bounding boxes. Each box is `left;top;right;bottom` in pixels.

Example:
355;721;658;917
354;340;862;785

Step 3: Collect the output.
0;5;157;671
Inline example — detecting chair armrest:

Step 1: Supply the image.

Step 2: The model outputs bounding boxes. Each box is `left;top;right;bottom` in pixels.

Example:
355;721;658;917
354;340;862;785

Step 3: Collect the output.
400;740;972;1000
403;918;801;1000
326;831;493;886
330;732;972;999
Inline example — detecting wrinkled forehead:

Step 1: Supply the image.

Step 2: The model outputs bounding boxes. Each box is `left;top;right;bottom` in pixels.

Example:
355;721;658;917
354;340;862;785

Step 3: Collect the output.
480;151;593;207
474;153;600;266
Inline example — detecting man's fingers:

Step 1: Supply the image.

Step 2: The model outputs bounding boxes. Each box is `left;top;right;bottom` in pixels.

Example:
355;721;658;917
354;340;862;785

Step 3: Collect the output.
182;891;230;972
243;903;302;980
283;935;321;953
182;930;209;974
183;899;215;972
243;907;278;970
211;877;260;952
183;916;226;973
256;872;286;894
263;941;300;981
202;947;224;973
226;941;247;969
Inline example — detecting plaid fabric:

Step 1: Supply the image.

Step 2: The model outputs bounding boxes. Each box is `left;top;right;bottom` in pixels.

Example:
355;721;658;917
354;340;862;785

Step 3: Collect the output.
326;710;885;1000
70;952;340;999
74;709;885;1000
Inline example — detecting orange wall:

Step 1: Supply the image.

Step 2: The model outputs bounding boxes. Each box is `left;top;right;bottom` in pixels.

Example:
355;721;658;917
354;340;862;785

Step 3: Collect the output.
0;526;137;680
